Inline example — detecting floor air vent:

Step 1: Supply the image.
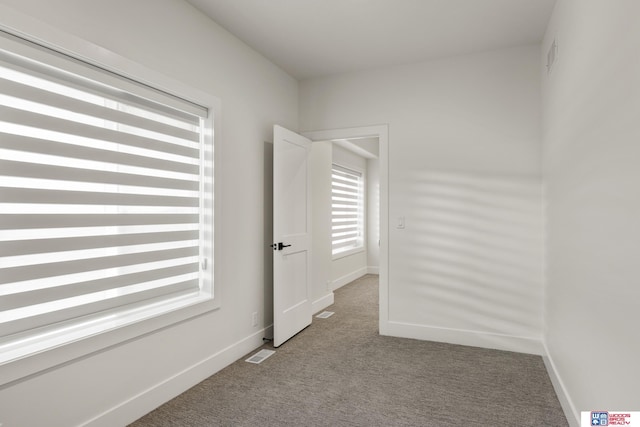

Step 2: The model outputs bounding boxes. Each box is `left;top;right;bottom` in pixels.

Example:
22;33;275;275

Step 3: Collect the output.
316;311;334;319
245;349;275;364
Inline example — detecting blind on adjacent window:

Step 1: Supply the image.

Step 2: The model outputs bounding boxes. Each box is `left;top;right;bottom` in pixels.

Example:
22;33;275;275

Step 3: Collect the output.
331;164;364;255
0;31;209;339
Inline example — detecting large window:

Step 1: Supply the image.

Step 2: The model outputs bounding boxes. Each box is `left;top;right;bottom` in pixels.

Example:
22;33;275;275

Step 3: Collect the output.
331;164;364;257
0;29;215;379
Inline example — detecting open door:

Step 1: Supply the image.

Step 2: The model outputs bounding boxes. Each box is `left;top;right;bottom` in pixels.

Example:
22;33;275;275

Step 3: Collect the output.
272;125;312;347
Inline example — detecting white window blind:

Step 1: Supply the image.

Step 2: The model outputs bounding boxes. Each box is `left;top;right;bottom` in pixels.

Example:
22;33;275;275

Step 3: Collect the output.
332;164;364;255
0;31;212;346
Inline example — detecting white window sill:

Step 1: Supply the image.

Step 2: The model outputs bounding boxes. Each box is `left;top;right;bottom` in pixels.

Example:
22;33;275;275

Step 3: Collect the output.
332;246;365;261
0;291;219;386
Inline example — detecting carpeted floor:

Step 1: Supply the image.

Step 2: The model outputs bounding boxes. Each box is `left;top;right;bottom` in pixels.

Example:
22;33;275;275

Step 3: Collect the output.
130;275;568;426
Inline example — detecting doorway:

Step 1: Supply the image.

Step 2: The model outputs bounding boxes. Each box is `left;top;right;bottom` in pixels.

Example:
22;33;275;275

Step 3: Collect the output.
330;137;378;286
302;125;388;334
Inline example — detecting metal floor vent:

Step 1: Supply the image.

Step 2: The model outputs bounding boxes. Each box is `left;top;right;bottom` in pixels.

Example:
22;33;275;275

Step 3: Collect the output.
245;349;275;364
316;311;334;319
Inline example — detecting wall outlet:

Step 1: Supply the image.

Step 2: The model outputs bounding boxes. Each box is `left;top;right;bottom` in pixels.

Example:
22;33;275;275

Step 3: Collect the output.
252;312;258;327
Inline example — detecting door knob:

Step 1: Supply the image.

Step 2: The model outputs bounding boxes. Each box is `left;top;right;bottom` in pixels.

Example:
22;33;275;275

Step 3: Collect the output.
274;242;291;251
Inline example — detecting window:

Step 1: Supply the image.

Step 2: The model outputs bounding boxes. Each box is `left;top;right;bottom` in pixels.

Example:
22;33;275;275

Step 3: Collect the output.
0;30;216;378
331;164;364;257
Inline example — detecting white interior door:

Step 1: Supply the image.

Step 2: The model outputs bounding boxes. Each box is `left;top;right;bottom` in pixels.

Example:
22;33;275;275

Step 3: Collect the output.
273;125;312;347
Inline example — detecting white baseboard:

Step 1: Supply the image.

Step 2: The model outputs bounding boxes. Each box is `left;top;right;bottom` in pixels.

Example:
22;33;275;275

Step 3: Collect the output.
332;267;368;291
542;343;579;427
84;327;269;427
382;320;544;355
312;292;334;314
367;266;379;275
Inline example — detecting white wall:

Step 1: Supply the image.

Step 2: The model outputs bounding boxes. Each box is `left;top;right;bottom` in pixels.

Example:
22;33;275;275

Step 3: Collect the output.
300;45;545;354
331;145;369;289
0;1;298;426
310;141;333;312
541;0;640;424
367;158;380;273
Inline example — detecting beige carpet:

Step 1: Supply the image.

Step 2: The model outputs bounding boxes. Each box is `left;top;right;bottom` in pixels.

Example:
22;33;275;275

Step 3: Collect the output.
131;275;568;426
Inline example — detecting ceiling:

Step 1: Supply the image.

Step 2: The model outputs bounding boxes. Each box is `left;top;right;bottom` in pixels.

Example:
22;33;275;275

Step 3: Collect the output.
186;0;556;80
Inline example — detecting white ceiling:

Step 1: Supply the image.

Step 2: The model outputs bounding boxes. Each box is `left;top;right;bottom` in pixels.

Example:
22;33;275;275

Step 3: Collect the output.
186;0;556;80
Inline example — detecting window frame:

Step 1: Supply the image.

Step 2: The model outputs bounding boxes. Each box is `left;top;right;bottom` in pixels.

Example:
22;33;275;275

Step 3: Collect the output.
331;162;366;260
0;14;221;386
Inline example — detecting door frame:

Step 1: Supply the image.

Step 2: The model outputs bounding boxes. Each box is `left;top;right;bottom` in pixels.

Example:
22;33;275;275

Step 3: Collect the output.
302;125;389;335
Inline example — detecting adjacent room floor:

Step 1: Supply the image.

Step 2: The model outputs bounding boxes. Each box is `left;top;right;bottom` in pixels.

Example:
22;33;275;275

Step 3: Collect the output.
131;275;567;426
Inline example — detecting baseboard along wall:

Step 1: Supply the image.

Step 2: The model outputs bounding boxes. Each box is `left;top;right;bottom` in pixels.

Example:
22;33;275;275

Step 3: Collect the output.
332;267;368;291
542;344;580;427
382;320;544;355
312;293;334;314
84;327;270;427
380;320;579;424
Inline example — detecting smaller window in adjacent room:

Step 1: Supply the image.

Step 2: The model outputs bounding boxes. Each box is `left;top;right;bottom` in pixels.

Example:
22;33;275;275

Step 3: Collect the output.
331;164;364;257
0;28;216;382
